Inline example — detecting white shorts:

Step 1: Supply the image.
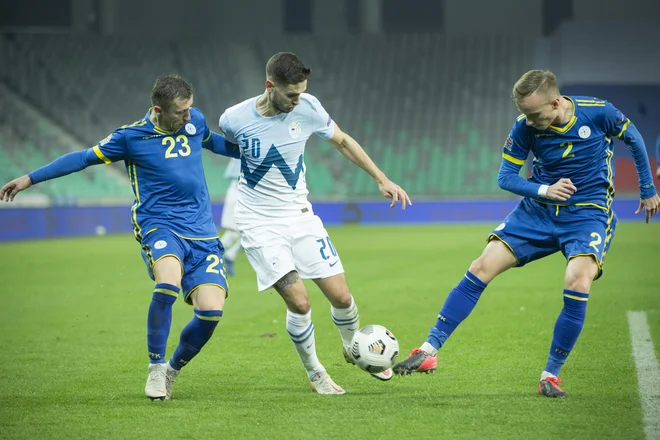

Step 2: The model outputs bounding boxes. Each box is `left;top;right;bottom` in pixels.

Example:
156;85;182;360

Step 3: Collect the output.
236;212;344;291
220;180;239;231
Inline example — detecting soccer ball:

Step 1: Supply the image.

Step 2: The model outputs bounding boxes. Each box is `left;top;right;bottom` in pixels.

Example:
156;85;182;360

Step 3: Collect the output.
350;325;399;374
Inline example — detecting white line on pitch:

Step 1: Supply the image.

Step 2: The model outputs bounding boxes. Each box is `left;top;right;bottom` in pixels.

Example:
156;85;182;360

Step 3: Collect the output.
628;311;660;440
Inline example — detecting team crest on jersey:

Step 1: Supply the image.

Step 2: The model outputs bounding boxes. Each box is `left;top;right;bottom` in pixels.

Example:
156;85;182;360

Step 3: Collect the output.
578;125;591;139
185;123;196;135
99;134;112;146
504;136;513;151
288;121;302;139
154;240;168;249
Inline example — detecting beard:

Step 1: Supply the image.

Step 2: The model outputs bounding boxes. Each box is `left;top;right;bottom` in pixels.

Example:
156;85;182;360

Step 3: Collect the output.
272;97;294;114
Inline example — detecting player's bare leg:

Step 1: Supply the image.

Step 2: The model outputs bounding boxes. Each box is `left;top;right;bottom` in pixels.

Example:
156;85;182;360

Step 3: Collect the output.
145;257;182;400
539;255;598;398
394;239;517;375
314;274;393;381
275;271;345;395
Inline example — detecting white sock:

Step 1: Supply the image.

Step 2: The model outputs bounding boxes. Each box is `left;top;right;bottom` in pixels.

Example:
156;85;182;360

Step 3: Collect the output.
225;239;243;261
420;342;438;357
286;309;325;378
331;295;359;349
540;370;556;381
220;230;240;251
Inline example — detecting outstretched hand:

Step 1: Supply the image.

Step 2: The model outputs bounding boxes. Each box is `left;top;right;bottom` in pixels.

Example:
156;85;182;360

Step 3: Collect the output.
378;179;412;210
635;194;660;223
0;175;32;202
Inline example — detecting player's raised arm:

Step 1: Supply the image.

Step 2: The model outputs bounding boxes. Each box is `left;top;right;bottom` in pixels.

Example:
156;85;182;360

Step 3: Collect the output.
328;123;411;209
601;103;659;222
0;130;127;202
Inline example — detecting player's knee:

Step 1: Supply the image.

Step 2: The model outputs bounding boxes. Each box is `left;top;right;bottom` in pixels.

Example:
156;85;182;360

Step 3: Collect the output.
330;292;351;309
564;259;598;293
564;271;593;293
468;257;495;285
191;286;226;310
286;294;310;314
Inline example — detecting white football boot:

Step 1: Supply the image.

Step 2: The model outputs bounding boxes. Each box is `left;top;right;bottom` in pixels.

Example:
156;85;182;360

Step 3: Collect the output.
145;363;167;400
165;363;180;400
309;371;347;395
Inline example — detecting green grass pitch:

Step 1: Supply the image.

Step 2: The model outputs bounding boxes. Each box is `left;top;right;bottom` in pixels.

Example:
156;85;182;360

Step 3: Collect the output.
0;223;658;439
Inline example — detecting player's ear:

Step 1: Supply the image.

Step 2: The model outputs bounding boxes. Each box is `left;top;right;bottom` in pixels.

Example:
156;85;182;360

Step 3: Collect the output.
551;97;561;109
153;105;162;115
265;79;275;91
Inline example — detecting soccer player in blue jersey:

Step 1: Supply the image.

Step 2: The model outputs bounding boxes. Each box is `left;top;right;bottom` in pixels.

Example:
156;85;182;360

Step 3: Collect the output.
393;70;660;398
0;75;240;401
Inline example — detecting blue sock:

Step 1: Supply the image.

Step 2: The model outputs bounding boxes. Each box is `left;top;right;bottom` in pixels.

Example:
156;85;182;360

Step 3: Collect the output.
169;309;223;370
544;290;589;376
147;283;179;363
427;271;487;350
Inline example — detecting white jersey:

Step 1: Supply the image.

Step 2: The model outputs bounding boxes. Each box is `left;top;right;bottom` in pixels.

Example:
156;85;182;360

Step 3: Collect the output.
223;158;241;180
219;93;335;219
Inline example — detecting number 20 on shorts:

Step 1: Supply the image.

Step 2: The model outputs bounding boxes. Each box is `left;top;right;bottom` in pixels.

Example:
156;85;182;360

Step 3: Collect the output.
316;236;337;260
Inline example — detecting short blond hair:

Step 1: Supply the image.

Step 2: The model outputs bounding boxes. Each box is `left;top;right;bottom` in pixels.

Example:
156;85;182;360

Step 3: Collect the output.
512;70;560;103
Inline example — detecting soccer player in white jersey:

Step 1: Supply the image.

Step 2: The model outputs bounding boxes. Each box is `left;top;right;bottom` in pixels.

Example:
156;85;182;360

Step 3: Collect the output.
219;52;411;394
219;158;243;276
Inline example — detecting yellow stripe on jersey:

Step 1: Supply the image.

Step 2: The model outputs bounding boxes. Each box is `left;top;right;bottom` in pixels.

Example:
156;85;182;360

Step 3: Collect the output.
502;153;525;165
153;125;175;135
203;131;212;142
605;149;614;211
548;115;577;133
128;162;143;241
93;145;112;165
576;103;606;107
516;114;526;121
575;99;605;103
615;119;630;138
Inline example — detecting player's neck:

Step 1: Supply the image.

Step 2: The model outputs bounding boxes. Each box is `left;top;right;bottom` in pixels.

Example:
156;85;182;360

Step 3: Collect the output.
148;109;167;131
555;97;574;126
256;92;280;117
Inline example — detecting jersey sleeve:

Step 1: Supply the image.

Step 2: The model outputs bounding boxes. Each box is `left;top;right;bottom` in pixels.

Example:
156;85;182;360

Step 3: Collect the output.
305;94;335;140
92;129;128;164
218;111;238;144
601;102;656;198
601;102;630;139
501;120;531;166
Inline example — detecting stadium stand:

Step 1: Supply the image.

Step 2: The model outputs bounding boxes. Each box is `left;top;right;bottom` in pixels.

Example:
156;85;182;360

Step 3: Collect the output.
0;34;533;200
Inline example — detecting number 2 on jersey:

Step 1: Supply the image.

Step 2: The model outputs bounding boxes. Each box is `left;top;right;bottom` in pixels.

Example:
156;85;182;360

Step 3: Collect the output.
241;138;261;158
560;142;574;159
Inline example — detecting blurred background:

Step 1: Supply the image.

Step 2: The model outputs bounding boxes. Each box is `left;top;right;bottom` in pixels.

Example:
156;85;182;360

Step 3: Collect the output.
0;0;658;239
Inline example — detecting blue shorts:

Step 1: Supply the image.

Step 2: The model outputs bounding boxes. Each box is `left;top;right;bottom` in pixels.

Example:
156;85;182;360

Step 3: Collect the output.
488;198;617;280
140;229;229;304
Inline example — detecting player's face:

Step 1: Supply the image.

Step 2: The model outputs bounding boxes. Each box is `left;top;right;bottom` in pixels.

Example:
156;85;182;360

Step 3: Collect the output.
268;80;307;113
517;92;561;131
156;96;193;132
